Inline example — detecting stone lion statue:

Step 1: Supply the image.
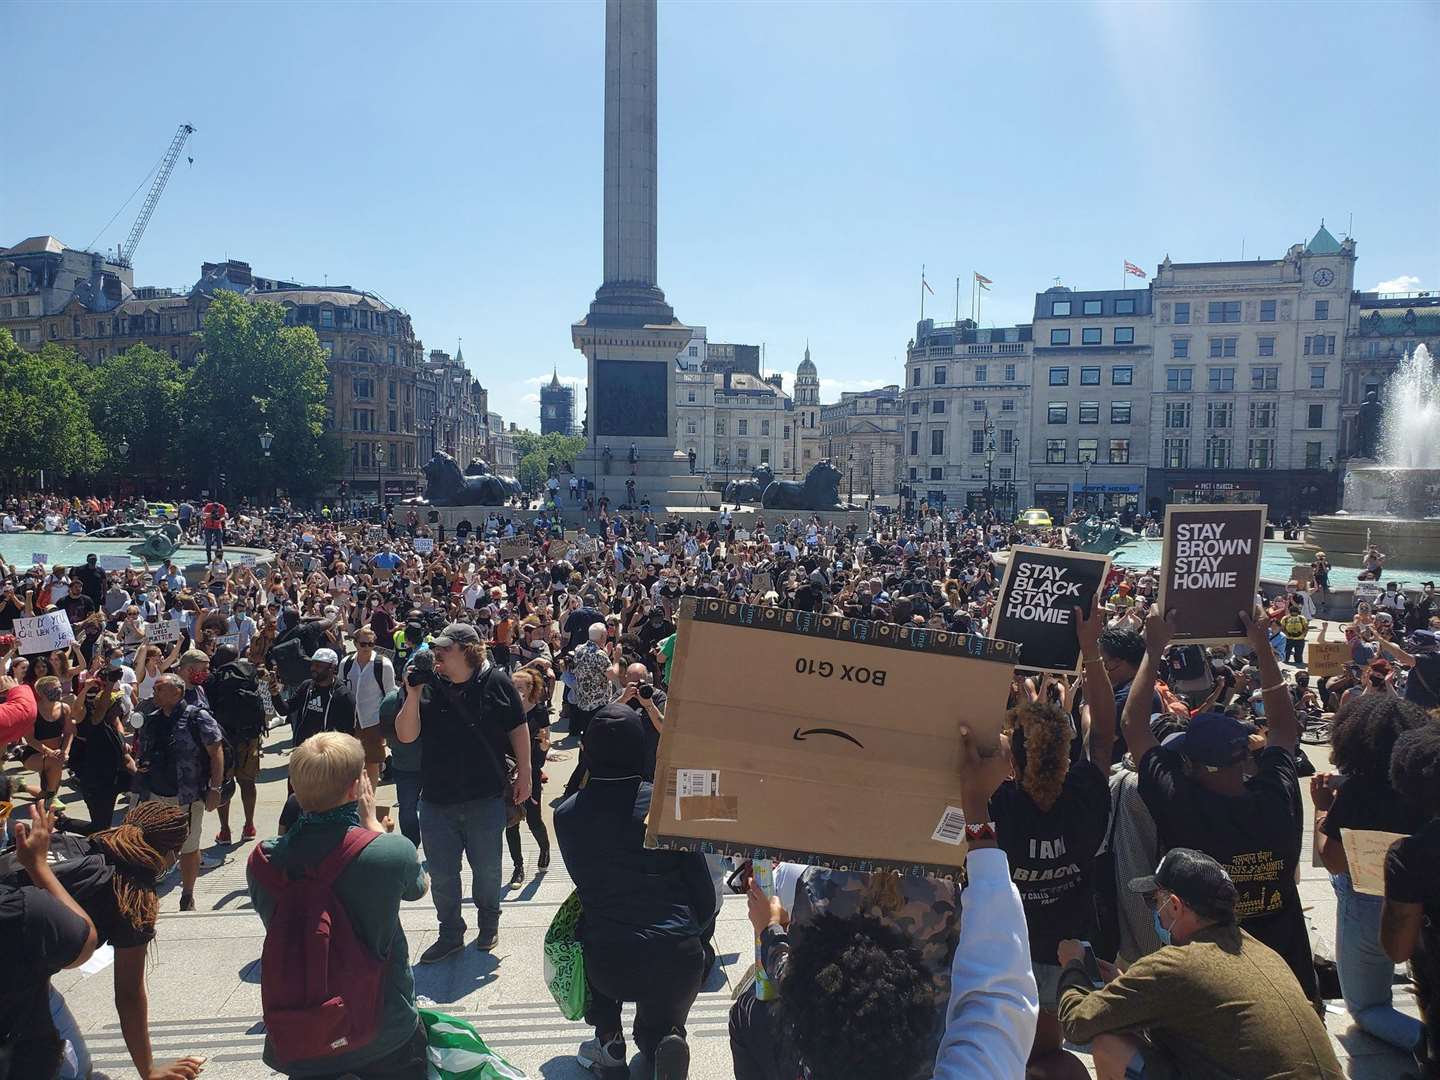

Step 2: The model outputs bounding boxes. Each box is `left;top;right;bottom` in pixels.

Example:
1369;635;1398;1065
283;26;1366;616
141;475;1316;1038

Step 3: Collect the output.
464;458;523;497
422;451;513;506
723;464;775;505
761;459;846;512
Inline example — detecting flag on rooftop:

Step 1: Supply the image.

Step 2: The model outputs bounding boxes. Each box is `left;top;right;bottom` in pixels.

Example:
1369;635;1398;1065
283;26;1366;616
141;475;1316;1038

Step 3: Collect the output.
1124;260;1147;279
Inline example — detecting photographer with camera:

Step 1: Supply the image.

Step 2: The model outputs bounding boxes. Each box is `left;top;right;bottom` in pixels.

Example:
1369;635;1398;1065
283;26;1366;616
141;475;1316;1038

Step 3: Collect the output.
394;621;530;962
616;661;666;782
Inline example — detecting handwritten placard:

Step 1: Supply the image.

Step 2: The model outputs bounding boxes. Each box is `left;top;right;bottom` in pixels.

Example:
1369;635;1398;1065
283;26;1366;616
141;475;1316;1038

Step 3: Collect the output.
15;611;75;655
1341;828;1407;896
98;554;132;572
238;553;259;567
148;617;185;645
1308;641;1350;678
31;553;49;567
412;537;435;555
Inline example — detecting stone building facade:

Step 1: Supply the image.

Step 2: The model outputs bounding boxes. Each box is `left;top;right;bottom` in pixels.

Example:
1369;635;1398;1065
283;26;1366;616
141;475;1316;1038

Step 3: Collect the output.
820;385;903;499
1341;291;1440;457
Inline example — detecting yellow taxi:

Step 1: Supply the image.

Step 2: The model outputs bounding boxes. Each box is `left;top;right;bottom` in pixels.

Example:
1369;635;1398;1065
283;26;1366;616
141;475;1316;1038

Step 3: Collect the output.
1015;508;1054;529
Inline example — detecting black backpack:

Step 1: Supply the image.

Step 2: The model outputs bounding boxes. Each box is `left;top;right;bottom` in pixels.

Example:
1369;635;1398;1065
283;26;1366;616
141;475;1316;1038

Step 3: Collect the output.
0;831;97;884
341;654;387;694
268;635;309;688
140;704;236;803
208;661;267;742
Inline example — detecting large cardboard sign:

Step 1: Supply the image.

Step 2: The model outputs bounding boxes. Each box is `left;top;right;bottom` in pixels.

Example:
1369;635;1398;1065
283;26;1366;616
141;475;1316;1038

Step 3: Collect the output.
16;611;75;655
497;540;531;562
989;546;1111;674
645;599;1020;876
1308;641;1350;678
1341;829;1408;896
1158;504;1267;644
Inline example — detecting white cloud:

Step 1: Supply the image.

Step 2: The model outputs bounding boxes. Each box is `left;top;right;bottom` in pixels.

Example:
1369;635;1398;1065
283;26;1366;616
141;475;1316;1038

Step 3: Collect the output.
520;393;540;406
1371;275;1422;294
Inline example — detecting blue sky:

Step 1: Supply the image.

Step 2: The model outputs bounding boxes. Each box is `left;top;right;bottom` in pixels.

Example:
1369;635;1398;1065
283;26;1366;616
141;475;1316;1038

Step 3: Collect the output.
5;1;1437;428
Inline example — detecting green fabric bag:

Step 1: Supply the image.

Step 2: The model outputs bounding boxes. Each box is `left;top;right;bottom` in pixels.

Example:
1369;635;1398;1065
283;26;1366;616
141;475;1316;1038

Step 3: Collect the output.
543;888;590;1021
419;1007;528;1080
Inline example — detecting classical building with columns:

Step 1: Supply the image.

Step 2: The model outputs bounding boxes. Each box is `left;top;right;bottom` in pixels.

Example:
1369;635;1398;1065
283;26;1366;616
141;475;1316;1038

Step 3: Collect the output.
820;385;903;499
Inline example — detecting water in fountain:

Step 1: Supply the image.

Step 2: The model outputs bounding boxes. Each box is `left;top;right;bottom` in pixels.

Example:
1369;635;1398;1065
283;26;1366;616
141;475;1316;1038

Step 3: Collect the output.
1378;343;1440;468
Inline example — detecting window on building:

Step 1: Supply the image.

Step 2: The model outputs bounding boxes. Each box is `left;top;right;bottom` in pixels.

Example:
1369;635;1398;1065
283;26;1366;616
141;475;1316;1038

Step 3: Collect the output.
1048;401;1068;424
930;467;943;481
971;429;985;454
1077;438;1098;464
1305;441;1323;468
1250;366;1278;390
912;368;922;386
1001;398;1016;412
1315;300;1330;321
1208;300;1241;323
170;344;179;359
1204;437;1232;468
972;399;987;413
1172;338;1190;359
1080;366;1101;385
321;339;334;357
1174;302;1190;324
1111;401;1132;424
1165;401;1191;428
760;448;770;464
1114;326;1135;345
737;419;748;436
1115;298;1136;315
1050;329;1071;346
715;418;726;435
1208;367;1236;392
1049;366;1069;385
934;366;947;385
1111;366;1133;385
1258;336;1275;357
931;428;945;455
973;364;988;383
17;301;30;316
320;308;334;327
1046;439;1067;463
999;466;1013;480
389;410;397;433
353;377;374;399
686;419;696;435
1079;401;1100;424
1082;327;1102;345
688;345;698;357
1083;299;1102;316
1166;367;1193;392
910;401;921;414
1209;337;1238;358
1249;401;1276;428
1307;403;1324;429
761;419;771;436
784;425;791;439
388;381;397;401
1165;437;1190;468
687;389;696;403
1310;364;1327;389
1109;438;1130;464
1004;363;1016;381
355;347;370;363
737;446;749;466
932;400;945;414
1051;300;1071;316
909;430;919;456
1247;439;1275;469
1000;428;1015;453
388;345;397;363
1207;401;1233;429
1260;299;1277;322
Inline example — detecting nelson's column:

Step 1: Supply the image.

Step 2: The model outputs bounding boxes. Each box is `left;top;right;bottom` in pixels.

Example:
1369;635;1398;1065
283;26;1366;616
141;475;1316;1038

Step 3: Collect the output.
571;0;708;510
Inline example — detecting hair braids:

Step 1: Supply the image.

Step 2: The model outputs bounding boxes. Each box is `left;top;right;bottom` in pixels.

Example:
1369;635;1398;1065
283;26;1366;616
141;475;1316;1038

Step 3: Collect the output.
91;801;190;934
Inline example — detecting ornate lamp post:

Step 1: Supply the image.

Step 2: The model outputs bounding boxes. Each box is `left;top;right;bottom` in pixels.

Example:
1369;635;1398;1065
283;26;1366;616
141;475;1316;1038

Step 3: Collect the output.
259;428;273;508
375;445;385;512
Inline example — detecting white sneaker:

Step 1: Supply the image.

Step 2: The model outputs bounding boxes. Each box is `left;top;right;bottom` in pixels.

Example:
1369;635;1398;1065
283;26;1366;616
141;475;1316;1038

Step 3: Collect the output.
576;1035;626;1073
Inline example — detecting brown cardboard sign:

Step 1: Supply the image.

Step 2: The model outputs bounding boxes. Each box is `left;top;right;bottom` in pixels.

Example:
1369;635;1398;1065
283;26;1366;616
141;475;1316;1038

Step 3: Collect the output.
496;540;531;562
645;598;1021;876
1158;504;1267;644
1307;641;1349;678
1289;564;1314;587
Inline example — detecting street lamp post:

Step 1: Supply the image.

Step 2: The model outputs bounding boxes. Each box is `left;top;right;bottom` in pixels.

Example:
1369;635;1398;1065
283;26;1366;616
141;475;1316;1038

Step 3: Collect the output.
847;448;855;505
1082;459;1093;514
985;437;996;517
259;428;273;509
375;445;385;515
116;439;129;499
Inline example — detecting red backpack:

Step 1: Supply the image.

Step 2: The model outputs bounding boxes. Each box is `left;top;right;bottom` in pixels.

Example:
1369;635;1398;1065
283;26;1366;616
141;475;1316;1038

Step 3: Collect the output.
247;828;387;1062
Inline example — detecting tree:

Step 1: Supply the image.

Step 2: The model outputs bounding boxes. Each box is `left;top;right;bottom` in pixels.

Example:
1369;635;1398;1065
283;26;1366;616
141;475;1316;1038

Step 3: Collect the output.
512;430;586;490
90;345;184;482
0;330;102;485
181;291;341;502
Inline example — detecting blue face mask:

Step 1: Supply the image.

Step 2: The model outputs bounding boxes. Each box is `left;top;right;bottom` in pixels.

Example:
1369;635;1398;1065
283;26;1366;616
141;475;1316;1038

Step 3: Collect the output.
1153;903;1173;946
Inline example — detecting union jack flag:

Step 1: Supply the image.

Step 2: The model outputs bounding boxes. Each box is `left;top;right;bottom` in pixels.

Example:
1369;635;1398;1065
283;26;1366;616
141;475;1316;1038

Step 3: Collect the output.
1124;260;1147;279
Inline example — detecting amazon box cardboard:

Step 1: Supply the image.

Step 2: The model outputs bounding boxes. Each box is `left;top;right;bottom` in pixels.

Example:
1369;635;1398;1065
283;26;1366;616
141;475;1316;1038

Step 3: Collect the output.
1158;503;1267;644
645;598;1020;876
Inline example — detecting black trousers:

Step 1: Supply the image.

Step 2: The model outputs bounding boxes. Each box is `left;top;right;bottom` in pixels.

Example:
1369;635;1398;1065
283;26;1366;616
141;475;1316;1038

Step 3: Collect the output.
505;744;549;865
729;984;789;1080
78;774;124;832
291;1020;427;1080
584;935;703;1059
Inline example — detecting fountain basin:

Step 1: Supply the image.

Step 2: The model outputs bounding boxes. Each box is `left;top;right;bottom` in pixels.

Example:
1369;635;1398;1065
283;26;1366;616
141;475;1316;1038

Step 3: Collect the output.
1305;512;1440;570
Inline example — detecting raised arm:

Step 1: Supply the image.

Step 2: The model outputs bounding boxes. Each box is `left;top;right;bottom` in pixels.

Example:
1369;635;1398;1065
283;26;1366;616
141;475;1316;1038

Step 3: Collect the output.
1076;593;1115;769
1123;608;1174;760
1240;607;1297;753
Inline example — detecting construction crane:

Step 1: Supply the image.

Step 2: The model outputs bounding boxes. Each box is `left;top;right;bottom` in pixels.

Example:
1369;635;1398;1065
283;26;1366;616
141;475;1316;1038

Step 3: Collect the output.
115;123;195;268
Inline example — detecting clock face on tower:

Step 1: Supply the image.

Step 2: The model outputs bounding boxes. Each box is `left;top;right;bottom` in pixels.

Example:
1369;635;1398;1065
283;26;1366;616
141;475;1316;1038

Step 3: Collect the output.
1312;268;1335;287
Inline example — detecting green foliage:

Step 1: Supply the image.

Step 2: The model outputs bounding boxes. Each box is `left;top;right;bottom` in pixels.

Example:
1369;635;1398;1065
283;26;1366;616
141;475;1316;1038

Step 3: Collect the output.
0;329;103;480
181;291;340;500
90;344;184;475
512;430;586;489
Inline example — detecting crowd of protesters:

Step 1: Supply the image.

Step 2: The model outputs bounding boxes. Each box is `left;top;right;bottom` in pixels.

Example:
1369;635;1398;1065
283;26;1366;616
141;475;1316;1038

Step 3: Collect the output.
2;487;1439;1080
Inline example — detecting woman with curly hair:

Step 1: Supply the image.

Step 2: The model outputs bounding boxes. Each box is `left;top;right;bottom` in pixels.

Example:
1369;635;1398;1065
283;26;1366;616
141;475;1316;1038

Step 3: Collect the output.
1313;695;1427;1055
991;597;1115;1080
1383;723;1440;1077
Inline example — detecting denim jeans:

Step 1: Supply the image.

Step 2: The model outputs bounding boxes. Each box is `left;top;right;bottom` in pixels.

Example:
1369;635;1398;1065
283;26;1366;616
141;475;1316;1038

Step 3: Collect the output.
1332;871;1424;1052
419;794;506;941
393;769;422;849
50;986;92;1079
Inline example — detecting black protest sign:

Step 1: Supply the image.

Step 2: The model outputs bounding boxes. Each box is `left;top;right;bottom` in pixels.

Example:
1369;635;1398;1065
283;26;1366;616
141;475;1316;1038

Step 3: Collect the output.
988;547;1111;674
1159;503;1267;643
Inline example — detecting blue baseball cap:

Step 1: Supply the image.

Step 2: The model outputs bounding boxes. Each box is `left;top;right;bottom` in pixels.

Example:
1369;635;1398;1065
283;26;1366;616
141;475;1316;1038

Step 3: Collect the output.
1162;711;1252;769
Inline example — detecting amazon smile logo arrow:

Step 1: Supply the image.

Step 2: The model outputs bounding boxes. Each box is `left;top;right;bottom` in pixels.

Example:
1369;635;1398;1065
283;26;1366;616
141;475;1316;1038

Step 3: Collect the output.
792;727;865;749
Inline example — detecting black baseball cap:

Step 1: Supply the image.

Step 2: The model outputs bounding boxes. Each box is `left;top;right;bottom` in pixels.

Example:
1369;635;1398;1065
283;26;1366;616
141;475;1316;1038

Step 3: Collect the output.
432;622;480;648
1128;847;1238;923
1162;711;1251;769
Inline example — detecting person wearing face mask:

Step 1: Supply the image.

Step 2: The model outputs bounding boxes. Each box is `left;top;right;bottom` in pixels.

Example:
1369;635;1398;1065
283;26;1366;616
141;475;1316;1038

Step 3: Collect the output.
226;599;258;657
269;648;357;749
1056;848;1342;1080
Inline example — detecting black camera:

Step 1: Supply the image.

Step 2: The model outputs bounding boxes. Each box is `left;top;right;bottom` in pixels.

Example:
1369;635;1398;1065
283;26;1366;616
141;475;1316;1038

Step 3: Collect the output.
638;683;654;700
405;649;436;688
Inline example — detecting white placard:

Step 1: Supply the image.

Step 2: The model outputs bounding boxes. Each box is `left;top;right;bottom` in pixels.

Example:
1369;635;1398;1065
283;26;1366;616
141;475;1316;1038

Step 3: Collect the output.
413;537;435;554
98;555;132;572
149;617;185;645
16;611;75;655
216;633;242;652
31;552;49;567
238;553;258;567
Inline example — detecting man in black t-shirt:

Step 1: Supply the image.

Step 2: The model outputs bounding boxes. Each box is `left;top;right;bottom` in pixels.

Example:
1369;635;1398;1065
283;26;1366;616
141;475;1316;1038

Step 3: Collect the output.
1124;605;1318;1003
395;621;529;963
1377;630;1440;710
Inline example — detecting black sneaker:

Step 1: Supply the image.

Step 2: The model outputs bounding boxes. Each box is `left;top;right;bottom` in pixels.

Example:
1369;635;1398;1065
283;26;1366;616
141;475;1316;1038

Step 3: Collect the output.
508;864;525;887
474;928;499;952
178;892;195;912
653;1033;689;1080
537;847;551;871
418;937;464;964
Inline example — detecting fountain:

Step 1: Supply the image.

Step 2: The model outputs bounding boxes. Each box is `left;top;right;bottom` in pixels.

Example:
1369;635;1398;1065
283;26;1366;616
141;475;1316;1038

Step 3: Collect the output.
1308;343;1440;568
